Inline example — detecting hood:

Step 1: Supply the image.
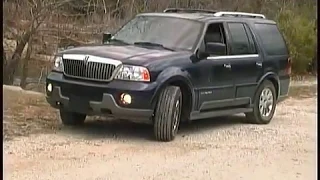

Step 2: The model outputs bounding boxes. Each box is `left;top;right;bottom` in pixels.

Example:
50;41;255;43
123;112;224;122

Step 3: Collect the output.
59;44;191;66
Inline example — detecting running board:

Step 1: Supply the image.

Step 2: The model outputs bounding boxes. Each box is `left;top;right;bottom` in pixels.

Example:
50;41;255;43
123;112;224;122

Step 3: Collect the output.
190;108;253;121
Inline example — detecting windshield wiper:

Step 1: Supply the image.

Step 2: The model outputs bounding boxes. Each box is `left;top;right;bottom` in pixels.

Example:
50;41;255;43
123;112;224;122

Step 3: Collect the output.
109;38;129;45
133;41;174;51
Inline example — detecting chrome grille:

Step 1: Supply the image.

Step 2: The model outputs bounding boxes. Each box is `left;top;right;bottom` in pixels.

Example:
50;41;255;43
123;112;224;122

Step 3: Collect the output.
62;59;116;81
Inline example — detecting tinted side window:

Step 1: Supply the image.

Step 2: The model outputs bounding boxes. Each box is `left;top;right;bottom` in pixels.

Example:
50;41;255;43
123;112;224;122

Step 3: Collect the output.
244;25;257;54
227;23;252;55
254;23;288;56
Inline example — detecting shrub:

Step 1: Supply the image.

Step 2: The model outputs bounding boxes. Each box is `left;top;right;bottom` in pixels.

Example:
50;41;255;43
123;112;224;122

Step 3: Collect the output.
275;7;317;73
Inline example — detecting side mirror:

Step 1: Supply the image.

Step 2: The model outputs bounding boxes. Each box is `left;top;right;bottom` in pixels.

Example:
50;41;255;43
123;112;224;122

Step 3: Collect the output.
192;41;210;62
205;42;226;56
102;32;112;44
192;42;227;63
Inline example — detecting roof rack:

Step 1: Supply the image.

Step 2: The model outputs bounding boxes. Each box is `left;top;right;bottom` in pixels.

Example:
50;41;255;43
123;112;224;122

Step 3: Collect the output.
213;11;266;19
163;8;266;19
163;8;217;14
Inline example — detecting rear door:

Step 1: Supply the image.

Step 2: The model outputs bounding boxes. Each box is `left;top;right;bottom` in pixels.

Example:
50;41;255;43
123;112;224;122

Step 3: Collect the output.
225;22;263;104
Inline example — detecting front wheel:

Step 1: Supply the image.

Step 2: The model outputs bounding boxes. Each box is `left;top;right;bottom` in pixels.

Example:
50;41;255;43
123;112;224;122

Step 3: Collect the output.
154;86;182;142
59;109;86;126
245;80;277;124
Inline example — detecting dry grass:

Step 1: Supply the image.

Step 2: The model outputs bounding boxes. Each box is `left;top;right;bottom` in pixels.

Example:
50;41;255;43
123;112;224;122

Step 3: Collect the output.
3;86;60;141
288;85;317;99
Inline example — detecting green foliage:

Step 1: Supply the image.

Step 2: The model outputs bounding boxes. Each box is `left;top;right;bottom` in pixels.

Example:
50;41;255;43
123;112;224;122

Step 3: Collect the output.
275;7;317;73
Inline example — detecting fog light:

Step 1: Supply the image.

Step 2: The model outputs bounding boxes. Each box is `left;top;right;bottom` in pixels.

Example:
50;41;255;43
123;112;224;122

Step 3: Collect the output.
47;83;52;92
120;93;132;105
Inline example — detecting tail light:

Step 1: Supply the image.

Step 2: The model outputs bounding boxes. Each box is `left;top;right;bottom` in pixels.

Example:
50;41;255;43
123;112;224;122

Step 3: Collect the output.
285;57;292;75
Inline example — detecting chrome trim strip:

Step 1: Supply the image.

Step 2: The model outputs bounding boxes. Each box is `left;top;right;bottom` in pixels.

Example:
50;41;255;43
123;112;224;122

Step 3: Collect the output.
62;54;122;67
207;54;259;60
62;54;86;61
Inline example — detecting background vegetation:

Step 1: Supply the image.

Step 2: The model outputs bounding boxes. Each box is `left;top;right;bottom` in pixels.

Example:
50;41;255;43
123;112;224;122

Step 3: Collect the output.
3;0;317;89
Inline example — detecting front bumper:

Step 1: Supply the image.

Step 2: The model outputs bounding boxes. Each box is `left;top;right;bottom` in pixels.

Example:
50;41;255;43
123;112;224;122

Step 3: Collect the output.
46;72;156;121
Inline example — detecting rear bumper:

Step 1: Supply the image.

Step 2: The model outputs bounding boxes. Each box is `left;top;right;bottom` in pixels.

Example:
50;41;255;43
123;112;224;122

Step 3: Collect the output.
277;76;290;103
46;72;156;122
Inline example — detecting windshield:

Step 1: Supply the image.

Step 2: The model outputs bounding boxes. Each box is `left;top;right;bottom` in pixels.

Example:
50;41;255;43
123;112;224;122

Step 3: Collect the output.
112;15;203;50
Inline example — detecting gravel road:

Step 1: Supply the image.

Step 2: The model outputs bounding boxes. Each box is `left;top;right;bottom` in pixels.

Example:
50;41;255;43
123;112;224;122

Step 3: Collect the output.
3;84;317;180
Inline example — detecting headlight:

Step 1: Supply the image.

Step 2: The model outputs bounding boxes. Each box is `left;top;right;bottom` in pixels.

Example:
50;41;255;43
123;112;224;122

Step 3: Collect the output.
115;65;150;82
53;56;63;72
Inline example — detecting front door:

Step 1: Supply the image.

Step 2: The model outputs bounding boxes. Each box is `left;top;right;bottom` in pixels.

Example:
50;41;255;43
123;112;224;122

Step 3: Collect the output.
196;22;235;111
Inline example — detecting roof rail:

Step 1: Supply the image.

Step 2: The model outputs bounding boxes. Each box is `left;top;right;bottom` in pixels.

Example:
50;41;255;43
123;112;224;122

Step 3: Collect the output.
163;8;217;14
213;11;266;19
163;8;266;19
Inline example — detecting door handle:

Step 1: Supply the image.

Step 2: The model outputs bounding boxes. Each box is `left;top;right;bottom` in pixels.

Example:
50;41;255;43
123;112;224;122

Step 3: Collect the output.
256;62;263;67
223;63;231;69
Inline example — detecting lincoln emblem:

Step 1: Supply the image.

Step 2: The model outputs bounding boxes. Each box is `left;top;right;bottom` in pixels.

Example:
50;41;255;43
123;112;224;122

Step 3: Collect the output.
84;55;89;63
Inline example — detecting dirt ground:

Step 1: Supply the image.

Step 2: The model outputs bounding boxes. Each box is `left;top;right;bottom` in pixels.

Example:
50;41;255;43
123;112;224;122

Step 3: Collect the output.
3;80;317;180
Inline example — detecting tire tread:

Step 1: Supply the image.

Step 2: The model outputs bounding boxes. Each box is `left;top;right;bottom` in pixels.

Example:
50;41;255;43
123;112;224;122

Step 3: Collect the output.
60;110;86;126
154;86;181;141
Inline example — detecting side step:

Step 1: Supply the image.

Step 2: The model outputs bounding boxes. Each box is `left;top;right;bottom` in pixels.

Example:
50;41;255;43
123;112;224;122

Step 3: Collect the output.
190;108;253;121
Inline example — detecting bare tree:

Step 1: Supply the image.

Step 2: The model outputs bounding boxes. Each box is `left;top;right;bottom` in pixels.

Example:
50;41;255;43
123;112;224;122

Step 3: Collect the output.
2;0;317;87
3;0;69;85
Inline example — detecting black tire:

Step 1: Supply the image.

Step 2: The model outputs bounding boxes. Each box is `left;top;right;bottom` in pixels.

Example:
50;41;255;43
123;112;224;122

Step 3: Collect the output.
59;109;86;126
245;80;277;124
154;86;182;142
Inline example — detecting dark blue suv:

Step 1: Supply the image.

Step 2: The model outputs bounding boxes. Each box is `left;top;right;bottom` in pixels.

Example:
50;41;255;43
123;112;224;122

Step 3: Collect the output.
46;8;291;141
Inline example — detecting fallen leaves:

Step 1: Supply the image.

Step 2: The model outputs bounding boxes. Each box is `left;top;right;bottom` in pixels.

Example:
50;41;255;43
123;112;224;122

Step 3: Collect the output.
3;87;60;140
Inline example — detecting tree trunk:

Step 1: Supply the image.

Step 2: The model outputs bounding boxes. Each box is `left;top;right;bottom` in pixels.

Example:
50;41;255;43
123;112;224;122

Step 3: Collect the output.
3;47;6;66
313;45;317;74
254;0;265;13
313;20;317;75
20;38;32;89
3;30;32;85
3;48;7;83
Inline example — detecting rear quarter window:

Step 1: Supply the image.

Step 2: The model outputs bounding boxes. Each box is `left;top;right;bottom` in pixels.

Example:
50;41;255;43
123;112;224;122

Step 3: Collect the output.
254;23;288;56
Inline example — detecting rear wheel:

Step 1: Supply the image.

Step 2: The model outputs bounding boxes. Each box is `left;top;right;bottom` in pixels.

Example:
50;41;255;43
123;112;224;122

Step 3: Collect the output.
154;86;182;142
59;109;86;126
245;80;277;124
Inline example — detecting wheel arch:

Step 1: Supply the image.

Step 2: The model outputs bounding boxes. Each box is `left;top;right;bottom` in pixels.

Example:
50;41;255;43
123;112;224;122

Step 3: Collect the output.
152;69;194;121
257;72;280;99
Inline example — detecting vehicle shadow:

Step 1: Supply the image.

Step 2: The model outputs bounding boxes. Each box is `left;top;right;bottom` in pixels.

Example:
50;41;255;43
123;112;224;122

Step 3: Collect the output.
179;115;246;135
58;85;318;141
59;115;247;141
